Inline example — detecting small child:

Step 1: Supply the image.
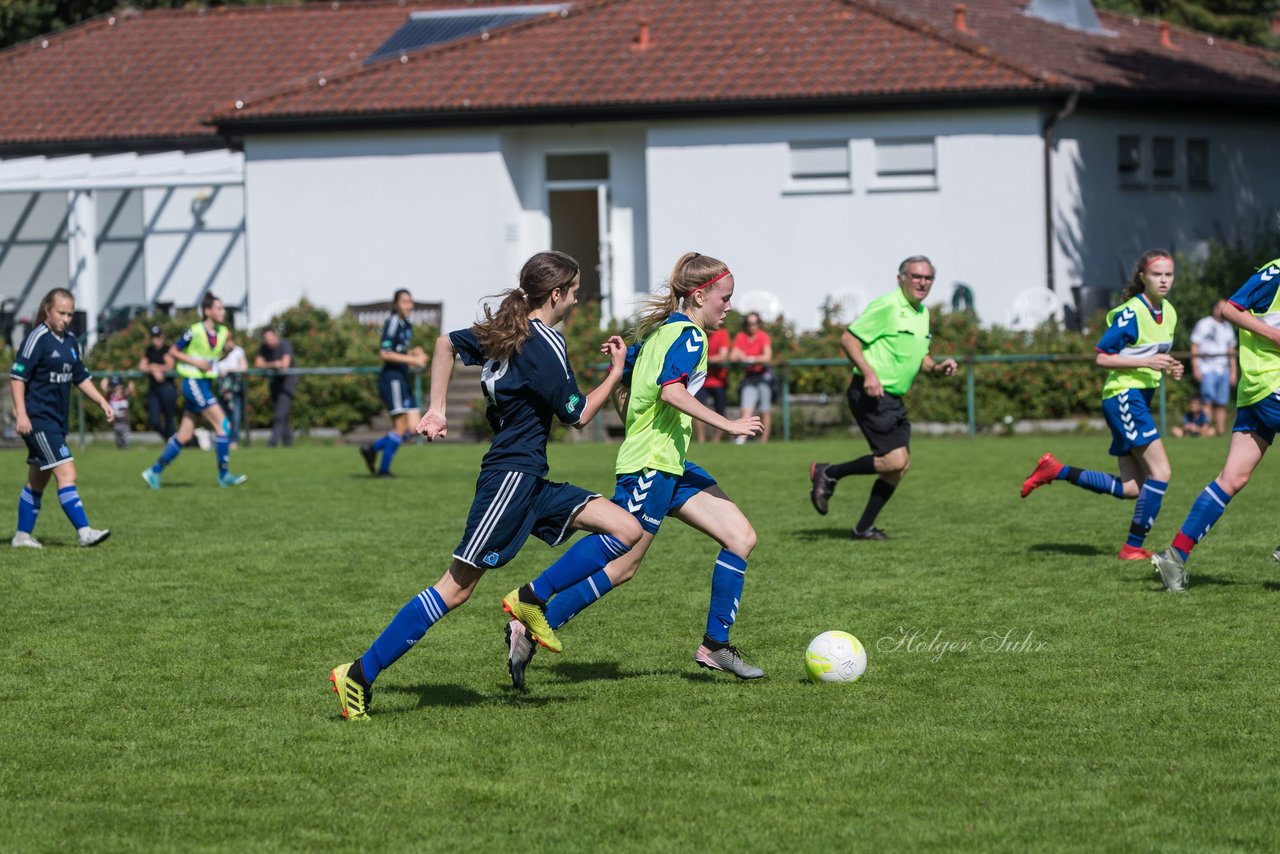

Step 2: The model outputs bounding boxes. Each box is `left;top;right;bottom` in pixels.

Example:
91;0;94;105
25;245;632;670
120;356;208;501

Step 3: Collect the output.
1171;395;1212;438
101;376;134;449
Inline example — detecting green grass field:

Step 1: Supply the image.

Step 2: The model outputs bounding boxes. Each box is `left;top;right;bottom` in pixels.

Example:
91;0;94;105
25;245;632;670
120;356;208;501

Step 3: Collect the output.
3;434;1279;851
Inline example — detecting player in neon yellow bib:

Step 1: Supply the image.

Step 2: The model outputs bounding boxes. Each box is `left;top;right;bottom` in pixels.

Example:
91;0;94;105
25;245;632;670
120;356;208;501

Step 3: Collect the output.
503;252;768;687
1152;247;1280;591
142;293;247;489
1021;251;1183;561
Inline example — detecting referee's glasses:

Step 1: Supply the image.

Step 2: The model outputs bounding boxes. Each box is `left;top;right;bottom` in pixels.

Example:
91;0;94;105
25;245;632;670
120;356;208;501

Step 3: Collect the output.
905;272;935;282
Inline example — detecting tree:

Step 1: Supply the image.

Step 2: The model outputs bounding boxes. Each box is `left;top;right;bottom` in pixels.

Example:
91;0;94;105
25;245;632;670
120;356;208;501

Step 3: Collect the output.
1095;0;1280;48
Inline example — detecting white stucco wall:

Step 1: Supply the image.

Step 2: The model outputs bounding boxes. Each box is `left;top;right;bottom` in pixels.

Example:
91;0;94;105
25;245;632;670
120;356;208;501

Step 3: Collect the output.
645;109;1049;329
1052;110;1280;299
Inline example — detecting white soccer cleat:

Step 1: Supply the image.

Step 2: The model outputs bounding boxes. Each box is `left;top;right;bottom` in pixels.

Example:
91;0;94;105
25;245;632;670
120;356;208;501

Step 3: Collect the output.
11;532;43;549
77;527;111;548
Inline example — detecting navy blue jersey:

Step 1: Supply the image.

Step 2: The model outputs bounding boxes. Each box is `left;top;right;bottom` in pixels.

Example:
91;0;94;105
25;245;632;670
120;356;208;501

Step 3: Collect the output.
9;324;91;430
380;314;413;377
449;319;587;477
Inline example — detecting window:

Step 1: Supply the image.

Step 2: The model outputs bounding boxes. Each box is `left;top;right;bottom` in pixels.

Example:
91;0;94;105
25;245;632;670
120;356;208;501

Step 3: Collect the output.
1187;138;1210;187
546;153;609;182
1152;137;1176;180
1117;135;1141;182
786;141;850;193
872;138;937;191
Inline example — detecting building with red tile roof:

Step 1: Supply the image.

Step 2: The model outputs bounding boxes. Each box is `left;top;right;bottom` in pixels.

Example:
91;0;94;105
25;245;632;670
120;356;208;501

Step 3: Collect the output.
1;0;1278;341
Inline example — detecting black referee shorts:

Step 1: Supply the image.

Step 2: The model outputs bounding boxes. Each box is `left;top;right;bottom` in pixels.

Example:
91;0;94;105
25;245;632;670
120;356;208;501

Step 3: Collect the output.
846;374;910;456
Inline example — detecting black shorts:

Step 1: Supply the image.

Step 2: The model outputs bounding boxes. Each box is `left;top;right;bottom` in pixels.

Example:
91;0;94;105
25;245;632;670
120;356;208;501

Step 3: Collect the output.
846;375;910;456
695;385;727;416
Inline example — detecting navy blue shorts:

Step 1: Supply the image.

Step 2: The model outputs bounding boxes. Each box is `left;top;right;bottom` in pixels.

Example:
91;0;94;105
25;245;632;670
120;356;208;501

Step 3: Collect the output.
181;378;219;414
379;372;417;416
452;470;598;568
612;461;718;535
1102;387;1160;456
23;426;73;470
1233;392;1280;446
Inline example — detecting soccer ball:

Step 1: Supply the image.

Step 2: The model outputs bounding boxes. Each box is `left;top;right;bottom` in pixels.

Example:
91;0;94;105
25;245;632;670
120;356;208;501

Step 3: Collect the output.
805;631;867;683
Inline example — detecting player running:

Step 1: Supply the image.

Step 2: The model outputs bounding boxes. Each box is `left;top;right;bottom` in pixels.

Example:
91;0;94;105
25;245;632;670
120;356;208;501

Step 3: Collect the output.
503;251;765;690
9;288;113;548
329;251;642;721
141;293;247;489
359;289;429;478
1021;250;1182;560
1152;251;1280;591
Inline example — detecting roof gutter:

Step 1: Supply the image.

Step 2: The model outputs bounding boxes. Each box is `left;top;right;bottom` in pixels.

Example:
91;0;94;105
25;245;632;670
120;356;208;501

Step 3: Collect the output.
1042;89;1079;295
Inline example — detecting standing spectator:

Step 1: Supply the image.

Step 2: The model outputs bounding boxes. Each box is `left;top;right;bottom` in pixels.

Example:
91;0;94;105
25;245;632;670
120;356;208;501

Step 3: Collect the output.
255;327;297;447
218;341;248;448
808;256;958;540
99;375;135;449
1190;299;1238;436
693;324;731;443
139;325;177;439
731;312;774;443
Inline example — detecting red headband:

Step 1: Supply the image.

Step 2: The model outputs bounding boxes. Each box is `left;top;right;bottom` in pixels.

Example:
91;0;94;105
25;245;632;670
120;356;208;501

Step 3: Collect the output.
691;270;731;293
1140;256;1174;272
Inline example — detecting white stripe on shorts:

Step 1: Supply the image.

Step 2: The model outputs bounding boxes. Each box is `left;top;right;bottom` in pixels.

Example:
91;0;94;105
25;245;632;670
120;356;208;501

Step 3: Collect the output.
461;471;522;564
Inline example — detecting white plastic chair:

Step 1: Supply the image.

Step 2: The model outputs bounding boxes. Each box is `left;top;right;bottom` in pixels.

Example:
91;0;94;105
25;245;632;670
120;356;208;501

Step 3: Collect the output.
1006;288;1063;331
733;290;782;323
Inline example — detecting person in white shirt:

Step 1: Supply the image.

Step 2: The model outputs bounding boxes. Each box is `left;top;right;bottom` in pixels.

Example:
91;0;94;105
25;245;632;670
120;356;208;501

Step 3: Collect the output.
1189;300;1238;436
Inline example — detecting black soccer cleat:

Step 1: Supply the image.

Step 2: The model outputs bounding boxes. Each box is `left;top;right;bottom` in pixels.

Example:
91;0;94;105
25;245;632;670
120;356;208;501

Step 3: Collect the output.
850;527;889;541
359;444;377;474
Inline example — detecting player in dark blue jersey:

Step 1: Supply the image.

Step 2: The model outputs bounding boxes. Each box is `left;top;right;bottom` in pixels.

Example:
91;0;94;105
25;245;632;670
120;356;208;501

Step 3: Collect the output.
359;289;429;477
329;251;642;721
9;288;114;548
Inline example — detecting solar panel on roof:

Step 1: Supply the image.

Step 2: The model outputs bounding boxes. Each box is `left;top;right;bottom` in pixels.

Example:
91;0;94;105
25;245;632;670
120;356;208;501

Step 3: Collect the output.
368;5;567;63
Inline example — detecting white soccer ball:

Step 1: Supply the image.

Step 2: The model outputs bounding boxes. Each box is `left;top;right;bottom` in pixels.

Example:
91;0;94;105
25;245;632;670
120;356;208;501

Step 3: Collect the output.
805;631;867;683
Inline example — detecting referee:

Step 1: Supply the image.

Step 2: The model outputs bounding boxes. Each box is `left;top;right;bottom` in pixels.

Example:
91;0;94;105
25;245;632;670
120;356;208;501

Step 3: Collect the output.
809;255;957;539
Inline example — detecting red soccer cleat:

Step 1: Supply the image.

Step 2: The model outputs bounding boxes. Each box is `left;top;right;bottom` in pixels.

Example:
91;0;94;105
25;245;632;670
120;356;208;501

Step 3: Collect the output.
1117;544;1153;561
1020;452;1063;498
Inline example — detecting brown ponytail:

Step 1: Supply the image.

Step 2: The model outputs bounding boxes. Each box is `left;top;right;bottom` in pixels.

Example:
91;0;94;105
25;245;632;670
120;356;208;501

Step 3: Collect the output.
472;251;580;362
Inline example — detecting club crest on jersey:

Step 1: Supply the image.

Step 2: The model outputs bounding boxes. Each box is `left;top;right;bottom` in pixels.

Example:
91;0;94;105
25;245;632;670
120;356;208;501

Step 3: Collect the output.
12;364;24;373
566;394;581;413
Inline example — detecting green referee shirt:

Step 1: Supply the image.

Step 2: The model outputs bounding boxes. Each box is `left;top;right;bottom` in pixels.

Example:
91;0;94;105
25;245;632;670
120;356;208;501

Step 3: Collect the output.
848;287;931;396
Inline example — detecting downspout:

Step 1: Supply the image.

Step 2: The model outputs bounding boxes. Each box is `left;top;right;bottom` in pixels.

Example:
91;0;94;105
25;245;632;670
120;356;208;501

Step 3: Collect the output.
1042;89;1079;293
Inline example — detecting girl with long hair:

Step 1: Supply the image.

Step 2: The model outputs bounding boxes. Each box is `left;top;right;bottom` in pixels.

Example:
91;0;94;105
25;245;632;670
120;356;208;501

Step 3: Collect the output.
360;288;429;477
10;288;113;548
330;250;642;720
1022;250;1183;560
503;251;766;690
142;292;246;488
1152;246;1280;591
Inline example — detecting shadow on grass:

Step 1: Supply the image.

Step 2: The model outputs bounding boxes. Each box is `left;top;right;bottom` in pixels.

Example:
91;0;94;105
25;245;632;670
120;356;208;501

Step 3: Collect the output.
1027;543;1107;557
1263;581;1280;593
793;527;860;541
547;660;626;682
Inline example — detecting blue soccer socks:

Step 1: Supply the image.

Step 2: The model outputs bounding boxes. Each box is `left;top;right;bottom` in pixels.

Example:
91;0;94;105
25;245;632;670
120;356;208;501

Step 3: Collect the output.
374;431;403;474
1058;465;1124;497
705;550;747;644
528;534;631;603
1125;478;1167;548
214;435;230;477
1172;481;1232;560
545;570;614;630
152;435;183;473
17;487;41;534
360;586;449;684
57;486;90;530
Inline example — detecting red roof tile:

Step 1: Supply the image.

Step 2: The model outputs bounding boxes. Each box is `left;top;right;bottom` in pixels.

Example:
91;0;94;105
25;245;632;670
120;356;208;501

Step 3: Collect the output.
218;0;1051;124
2;0;1276;148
